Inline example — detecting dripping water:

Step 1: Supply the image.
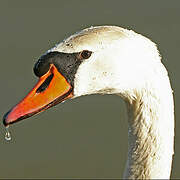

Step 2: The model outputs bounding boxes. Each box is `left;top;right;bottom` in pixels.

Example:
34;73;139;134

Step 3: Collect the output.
5;126;11;141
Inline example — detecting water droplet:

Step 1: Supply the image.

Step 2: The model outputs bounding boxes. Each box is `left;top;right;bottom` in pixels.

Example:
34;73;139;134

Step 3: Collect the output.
5;126;11;141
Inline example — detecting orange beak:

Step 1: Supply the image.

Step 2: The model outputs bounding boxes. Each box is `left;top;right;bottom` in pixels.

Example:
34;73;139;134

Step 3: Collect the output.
3;64;73;126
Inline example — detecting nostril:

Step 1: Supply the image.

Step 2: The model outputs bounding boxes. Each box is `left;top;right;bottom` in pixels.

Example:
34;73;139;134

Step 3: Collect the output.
36;73;54;93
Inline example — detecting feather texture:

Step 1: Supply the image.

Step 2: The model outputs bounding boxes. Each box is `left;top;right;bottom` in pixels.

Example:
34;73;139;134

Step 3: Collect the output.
50;26;174;179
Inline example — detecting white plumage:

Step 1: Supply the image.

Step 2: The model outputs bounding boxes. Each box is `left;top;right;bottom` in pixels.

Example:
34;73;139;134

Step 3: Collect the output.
51;26;174;179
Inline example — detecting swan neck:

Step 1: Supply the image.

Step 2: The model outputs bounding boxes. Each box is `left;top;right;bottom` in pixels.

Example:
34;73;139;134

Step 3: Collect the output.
123;85;174;179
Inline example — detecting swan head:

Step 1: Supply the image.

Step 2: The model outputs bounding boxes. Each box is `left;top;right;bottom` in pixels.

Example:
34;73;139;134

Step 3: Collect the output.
55;26;164;98
3;26;164;125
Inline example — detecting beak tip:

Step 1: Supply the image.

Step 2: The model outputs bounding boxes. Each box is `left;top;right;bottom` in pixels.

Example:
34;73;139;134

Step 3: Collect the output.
3;110;11;127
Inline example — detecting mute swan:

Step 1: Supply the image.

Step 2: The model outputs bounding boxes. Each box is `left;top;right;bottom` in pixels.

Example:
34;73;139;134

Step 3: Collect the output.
3;26;174;179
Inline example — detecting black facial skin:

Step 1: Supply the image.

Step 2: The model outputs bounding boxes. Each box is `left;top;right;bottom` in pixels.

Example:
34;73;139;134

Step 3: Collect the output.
33;50;92;87
2;50;92;126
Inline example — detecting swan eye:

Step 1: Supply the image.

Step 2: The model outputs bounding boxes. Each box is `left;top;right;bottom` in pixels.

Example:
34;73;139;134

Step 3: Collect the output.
79;50;92;59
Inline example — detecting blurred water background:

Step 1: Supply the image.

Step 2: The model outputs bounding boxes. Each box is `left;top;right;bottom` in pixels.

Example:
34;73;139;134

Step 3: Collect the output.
0;0;179;178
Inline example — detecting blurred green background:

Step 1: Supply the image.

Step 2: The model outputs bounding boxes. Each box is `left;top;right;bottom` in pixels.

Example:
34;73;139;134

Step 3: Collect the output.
0;0;179;179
